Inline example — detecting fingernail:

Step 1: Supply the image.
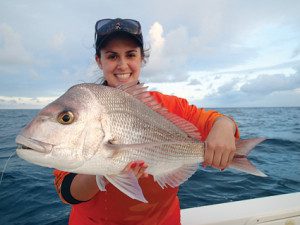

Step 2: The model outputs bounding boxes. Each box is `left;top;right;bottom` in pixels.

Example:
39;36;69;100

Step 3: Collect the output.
131;163;137;168
139;162;144;166
221;168;224;171
202;164;206;169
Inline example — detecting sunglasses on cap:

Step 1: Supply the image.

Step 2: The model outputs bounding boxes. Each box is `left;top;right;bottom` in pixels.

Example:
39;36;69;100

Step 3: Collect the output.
94;18;143;52
95;18;142;36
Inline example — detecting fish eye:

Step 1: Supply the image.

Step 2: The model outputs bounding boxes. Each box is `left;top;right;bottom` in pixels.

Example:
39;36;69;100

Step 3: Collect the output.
57;111;75;125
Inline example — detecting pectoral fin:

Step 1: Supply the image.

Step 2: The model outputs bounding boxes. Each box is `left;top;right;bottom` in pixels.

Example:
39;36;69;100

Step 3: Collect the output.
96;175;108;191
105;172;148;203
154;164;199;189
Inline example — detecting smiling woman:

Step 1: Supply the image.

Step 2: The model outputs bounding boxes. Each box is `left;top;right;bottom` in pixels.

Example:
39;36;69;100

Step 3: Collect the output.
48;18;241;225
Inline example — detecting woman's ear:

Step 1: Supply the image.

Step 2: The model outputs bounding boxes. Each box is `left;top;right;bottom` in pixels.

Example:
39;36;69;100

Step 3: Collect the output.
95;55;103;69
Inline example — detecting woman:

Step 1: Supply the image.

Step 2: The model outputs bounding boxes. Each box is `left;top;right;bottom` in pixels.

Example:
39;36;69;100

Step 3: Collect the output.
54;18;239;225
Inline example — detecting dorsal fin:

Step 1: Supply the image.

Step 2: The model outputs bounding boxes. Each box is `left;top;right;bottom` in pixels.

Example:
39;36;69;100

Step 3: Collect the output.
117;82;201;140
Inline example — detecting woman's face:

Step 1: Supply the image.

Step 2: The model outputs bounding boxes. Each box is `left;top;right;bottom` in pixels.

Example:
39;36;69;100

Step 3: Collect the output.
96;37;143;87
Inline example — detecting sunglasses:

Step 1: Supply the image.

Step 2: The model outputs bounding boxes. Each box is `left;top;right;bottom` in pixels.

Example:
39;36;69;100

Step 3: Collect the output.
95;18;142;38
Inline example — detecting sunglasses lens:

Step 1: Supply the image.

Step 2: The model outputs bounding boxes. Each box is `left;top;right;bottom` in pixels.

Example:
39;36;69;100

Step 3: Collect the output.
123;19;141;34
95;19;141;35
96;19;112;31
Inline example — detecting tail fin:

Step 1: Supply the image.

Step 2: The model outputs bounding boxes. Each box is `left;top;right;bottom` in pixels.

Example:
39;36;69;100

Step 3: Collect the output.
229;138;267;177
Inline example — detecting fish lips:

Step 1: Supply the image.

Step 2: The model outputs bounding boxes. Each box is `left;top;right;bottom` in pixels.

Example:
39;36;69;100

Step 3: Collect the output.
16;135;53;154
16;135;84;170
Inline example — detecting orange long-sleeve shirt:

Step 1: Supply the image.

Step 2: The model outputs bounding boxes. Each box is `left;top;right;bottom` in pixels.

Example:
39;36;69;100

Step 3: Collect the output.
54;91;239;225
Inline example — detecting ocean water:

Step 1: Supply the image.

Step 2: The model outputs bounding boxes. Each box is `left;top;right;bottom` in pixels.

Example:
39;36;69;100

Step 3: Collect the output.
0;108;300;224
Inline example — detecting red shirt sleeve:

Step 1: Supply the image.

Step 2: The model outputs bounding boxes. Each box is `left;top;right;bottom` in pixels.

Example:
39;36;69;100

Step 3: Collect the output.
53;169;71;204
149;91;240;141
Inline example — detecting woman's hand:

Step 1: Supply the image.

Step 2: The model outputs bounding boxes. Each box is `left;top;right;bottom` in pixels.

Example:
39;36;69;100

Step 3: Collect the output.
123;160;149;179
203;116;237;170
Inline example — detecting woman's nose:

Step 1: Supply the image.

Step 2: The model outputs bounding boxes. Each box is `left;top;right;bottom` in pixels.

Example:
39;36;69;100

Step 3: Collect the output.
117;57;127;69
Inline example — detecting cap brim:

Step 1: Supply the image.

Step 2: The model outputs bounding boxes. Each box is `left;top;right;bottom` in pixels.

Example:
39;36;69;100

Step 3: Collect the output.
97;31;143;49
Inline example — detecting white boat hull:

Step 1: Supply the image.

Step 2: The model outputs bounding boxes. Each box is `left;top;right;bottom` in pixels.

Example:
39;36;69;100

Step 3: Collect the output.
181;192;300;225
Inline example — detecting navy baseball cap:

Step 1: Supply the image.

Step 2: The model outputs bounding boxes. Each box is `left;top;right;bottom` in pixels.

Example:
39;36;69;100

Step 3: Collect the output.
95;18;143;52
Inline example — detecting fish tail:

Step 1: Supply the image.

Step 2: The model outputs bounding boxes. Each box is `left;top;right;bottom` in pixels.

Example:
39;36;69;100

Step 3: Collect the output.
229;138;267;177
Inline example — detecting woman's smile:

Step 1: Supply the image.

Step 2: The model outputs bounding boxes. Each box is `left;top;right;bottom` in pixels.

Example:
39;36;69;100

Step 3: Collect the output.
96;37;143;87
114;73;132;81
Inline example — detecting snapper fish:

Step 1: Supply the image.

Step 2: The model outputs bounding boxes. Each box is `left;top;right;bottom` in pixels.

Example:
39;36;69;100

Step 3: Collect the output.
16;82;266;203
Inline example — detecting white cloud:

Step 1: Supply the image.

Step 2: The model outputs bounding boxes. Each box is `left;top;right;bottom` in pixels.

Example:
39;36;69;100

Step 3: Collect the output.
197;88;300;108
188;67;300;107
149;22;164;50
217;78;240;93
143;23;190;82
291;46;300;59
49;32;66;51
1;0;300;108
142;1;300;83
0;96;57;109
240;72;300;95
188;79;202;85
147;65;300;108
0;23;32;66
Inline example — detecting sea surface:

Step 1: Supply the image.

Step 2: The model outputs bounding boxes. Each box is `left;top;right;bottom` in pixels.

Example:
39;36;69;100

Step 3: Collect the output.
0;107;300;225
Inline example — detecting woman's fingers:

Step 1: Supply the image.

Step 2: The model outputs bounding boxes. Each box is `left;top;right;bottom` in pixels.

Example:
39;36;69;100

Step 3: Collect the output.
203;143;236;170
123;161;149;179
211;148;222;169
202;115;237;171
219;150;231;170
137;164;149;178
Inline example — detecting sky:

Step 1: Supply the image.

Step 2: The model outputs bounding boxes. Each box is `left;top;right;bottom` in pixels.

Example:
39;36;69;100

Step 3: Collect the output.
0;0;300;109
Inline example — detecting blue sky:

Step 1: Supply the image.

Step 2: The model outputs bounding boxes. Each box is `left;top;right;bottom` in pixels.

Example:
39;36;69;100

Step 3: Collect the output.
0;0;300;108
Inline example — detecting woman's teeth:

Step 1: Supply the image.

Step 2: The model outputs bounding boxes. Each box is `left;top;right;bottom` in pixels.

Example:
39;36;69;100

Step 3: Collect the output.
115;73;131;80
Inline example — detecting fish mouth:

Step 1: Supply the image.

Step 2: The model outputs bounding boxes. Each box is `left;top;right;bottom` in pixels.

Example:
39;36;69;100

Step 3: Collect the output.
16;135;83;170
16;135;53;154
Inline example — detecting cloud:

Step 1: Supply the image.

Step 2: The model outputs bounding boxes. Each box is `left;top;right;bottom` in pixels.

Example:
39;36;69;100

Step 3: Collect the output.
188;79;202;85
218;78;240;93
240;72;300;95
188;67;300;107
291;46;300;59
143;22;190;82
0;96;57;109
0;23;33;66
149;22;164;50
197;88;300;108
49;32;66;51
1;0;300;108
141;1;300;83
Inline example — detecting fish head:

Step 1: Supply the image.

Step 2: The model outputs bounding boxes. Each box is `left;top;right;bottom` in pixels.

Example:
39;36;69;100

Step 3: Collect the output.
16;84;109;171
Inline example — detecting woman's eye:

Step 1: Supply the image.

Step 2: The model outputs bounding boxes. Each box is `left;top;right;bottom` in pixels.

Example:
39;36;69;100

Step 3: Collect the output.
108;54;117;60
127;53;136;58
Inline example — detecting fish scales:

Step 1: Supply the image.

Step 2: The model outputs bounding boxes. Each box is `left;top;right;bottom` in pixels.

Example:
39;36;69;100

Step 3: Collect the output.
71;84;202;175
97;87;203;165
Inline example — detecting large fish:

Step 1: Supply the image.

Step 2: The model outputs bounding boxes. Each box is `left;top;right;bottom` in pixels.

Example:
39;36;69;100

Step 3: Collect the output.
16;83;266;203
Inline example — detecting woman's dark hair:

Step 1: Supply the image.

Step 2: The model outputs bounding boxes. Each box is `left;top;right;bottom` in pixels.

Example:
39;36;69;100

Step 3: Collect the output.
95;32;149;64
